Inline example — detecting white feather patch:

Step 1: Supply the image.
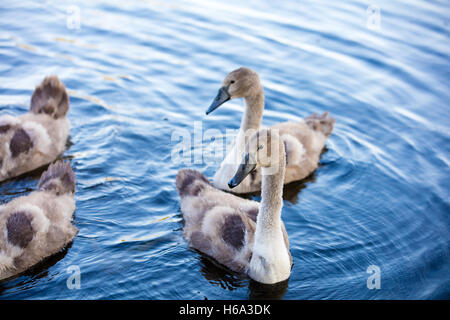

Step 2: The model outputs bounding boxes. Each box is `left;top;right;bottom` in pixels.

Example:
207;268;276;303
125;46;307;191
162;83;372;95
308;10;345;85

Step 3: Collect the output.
16;203;50;235
0;251;14;272
22;121;51;154
282;134;306;165
0;115;20;127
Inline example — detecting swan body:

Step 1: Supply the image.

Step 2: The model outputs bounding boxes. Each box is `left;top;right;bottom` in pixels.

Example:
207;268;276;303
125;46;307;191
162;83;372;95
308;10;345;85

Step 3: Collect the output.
0;161;76;280
177;129;292;284
0;76;70;182
206;67;335;194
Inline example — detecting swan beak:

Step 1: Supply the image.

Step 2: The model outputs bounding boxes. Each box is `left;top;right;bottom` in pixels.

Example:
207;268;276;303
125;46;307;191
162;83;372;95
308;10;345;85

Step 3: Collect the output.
228;153;256;189
206;86;230;115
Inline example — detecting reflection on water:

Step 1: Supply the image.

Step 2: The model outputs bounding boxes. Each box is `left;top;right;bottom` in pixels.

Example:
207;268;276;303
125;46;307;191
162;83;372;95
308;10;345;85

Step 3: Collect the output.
0;0;449;299
248;280;289;300
197;254;289;300
198;255;248;291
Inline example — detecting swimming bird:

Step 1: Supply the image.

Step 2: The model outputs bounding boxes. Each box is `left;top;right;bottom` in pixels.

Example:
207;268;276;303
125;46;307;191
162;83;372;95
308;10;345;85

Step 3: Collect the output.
0;75;70;182
0;161;76;280
206;67;335;193
176;129;292;284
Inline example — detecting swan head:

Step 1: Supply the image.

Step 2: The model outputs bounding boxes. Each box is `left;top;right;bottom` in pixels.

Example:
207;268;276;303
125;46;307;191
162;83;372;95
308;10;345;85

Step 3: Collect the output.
228;129;285;188
206;67;261;115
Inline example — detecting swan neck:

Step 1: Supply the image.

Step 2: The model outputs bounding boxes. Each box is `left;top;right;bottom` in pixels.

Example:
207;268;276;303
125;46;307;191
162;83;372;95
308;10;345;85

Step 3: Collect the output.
241;90;264;132
235;91;264;156
257;162;286;237
248;139;290;284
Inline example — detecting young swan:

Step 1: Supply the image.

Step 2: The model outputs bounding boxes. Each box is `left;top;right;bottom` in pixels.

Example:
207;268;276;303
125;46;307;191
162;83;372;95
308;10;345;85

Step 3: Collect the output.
176;129;292;284
0;161;76;280
206;67;335;194
0;75;70;182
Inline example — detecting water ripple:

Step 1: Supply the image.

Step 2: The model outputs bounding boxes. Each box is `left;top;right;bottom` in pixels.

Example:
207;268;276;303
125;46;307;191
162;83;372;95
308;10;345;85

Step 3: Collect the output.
0;0;448;299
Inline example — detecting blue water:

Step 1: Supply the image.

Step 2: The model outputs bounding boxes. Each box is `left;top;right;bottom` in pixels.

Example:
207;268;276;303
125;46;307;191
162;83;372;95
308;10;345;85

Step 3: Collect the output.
0;0;449;299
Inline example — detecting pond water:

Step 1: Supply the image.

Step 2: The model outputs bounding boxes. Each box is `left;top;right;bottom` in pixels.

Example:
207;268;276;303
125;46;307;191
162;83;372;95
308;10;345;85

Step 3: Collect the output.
0;0;449;299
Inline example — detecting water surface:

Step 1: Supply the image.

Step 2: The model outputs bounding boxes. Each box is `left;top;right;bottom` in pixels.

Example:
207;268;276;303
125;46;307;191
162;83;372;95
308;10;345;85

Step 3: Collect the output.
0;0;449;299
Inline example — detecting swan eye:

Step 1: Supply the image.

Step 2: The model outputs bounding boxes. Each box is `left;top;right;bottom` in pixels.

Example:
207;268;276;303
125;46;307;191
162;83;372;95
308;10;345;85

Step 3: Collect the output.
230;80;235;84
